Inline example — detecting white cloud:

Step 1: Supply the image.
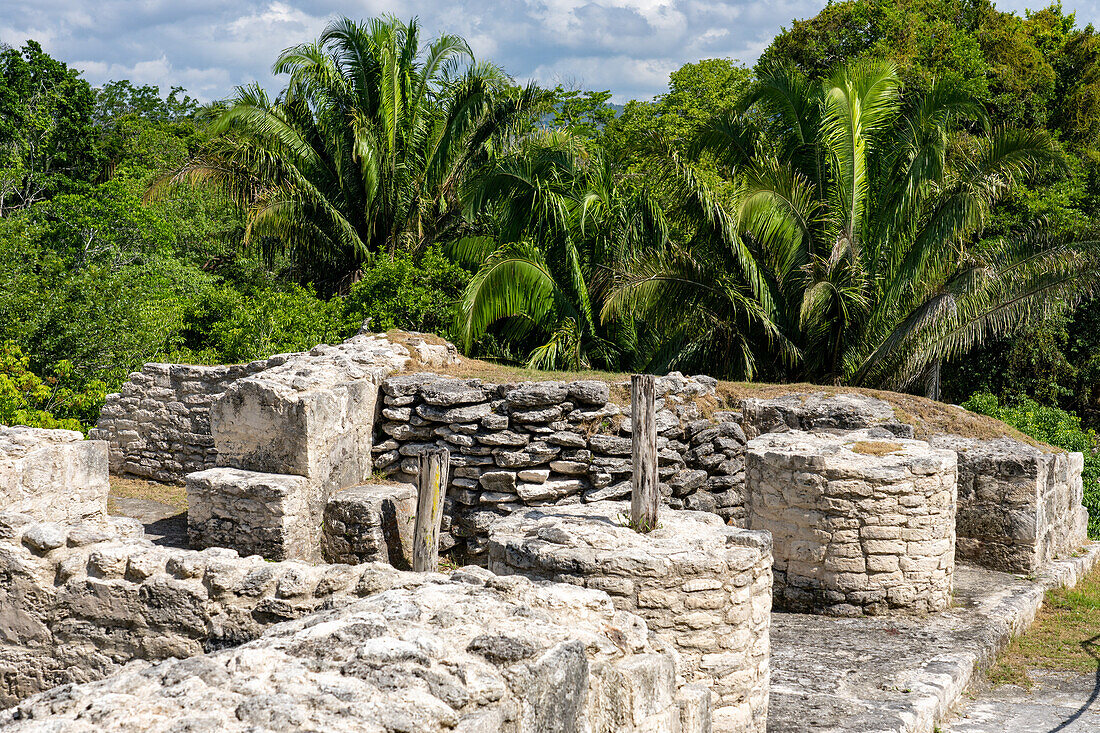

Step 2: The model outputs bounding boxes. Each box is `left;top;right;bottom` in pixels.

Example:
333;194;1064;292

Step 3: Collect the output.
4;0;1100;103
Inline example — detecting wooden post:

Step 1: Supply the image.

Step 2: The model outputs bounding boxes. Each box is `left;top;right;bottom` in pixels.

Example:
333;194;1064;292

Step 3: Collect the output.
413;447;450;572
631;374;659;532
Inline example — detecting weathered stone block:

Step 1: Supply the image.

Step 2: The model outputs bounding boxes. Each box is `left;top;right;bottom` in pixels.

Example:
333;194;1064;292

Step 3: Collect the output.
321;482;416;568
186;468;318;561
212;366;378;492
931;435;1088;573
746;430;956;616
489;501;772;732
0;427;108;521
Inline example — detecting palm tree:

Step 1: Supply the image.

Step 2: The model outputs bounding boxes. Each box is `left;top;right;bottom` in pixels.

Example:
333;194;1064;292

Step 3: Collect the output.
453;131;668;370
154;15;545;293
607;60;1097;391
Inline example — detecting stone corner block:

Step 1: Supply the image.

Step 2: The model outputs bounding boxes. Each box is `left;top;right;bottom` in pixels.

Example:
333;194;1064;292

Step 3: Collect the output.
0;426;108;521
322;482;417;569
211;365;379;492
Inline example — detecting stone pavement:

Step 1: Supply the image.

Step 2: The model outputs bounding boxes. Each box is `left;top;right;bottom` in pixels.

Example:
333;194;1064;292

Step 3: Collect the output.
767;546;1100;733
108;494;187;547
945;671;1100;732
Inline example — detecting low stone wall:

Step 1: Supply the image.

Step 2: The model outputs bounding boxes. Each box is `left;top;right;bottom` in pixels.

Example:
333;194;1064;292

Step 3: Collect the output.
2;529;702;733
745;430;957;616
374;372;739;561
185;468;317;560
90;360;274;482
931;436;1088;573
0;511;412;706
0;427;108;522
488;502;772;732
184;332;457;560
374;375;925;562
737;393;915;439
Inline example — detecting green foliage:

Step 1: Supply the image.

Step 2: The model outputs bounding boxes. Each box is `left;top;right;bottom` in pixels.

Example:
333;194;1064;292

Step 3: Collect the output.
157;16;548;294
605;58;753;159
93;80;198;125
175;285;350;364
963;391;1100;537
549;87;616;140
0;40;102;213
608;61;1095;386
0;342;106;432
343;247;469;338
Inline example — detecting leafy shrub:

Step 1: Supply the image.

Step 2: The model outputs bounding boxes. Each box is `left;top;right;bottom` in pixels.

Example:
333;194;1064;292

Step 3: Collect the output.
963;391;1100;538
175;284;352;364
342;248;468;339
0;342;106;432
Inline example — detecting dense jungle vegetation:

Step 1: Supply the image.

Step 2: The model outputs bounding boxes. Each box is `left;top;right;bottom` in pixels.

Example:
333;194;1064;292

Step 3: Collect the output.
2;0;1100;495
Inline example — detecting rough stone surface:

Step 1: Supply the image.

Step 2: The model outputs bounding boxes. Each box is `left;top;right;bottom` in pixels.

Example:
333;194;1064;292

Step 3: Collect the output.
90;361;272;482
186;467;318;560
930;435;1088;573
944;671;1100;732
0;427;108;521
768;545;1100;733
746;430;957;615
374;376;940;561
0;511;409;707
321;482;416;568
737;393;915;439
3;563;694;733
488;501;772;732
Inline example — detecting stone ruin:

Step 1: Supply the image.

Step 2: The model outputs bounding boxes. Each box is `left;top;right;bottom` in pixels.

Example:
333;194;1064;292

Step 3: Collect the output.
0;327;1090;732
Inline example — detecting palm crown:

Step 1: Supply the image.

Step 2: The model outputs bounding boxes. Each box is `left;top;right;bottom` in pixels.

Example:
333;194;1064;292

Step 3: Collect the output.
607;60;1095;390
157;16;542;293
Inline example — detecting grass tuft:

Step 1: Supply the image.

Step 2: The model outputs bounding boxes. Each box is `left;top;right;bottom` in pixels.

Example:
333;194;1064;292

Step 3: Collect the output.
987;564;1100;688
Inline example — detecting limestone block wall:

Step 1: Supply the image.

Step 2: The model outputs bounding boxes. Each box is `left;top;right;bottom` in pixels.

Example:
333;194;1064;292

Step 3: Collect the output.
90;360;275;482
488;502;772;733
1;518;700;733
186;332;457;561
745;430;957;616
91;329;459;484
0;427;108;521
0;511;413;706
185;468;316;560
375;375;921;561
737;393;916;439
374;372;746;559
931;436;1088;573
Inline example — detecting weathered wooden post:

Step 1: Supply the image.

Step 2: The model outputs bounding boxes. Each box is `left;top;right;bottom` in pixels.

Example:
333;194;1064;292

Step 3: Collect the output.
413;447;450;572
631;374;659;532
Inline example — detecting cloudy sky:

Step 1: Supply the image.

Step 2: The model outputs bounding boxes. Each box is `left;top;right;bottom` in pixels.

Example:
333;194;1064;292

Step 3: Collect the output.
2;0;1098;103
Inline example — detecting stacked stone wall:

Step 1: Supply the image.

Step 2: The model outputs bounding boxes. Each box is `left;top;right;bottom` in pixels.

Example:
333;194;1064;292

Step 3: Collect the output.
931;436;1088;573
321;482;416;567
374;373;753;560
488;502;772;732
185;332;457;561
90;360;277;483
374;375;925;561
746;431;957;616
0;511;409;706
91;329;460;485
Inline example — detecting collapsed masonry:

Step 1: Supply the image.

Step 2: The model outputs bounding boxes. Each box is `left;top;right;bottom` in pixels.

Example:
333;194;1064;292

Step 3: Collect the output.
1;328;1087;732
